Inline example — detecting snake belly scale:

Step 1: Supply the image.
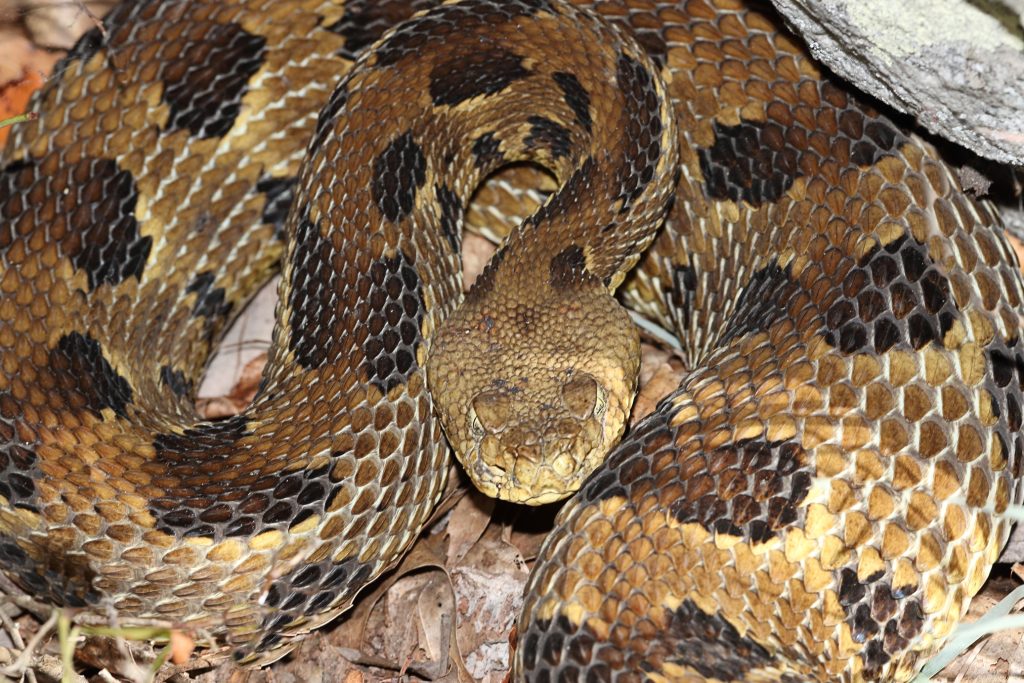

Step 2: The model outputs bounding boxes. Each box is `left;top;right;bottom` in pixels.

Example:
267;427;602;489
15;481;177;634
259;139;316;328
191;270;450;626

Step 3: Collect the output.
0;0;1022;681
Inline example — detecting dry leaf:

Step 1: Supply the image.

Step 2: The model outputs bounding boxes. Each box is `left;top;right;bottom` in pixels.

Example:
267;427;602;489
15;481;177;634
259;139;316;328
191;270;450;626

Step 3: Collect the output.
462;233;496;290
0;28;57;146
446;490;496;565
198;276;277;400
933;574;1024;682
631;352;686;424
1008;233;1024;272
452;529;529;682
169;630;196;665
18;0;116;50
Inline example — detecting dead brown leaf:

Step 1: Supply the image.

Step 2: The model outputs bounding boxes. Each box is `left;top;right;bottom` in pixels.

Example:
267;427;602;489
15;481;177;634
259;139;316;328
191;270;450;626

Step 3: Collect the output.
170;630;197;665
18;0;116;50
631;345;686;424
451;527;529;682
197;353;267;419
932;572;1024;682
1007;233;1024;271
0;27;57;146
446;490;496;566
462;233;496;291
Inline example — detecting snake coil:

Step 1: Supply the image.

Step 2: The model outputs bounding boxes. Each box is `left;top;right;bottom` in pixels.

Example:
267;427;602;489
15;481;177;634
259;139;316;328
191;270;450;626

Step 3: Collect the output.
0;0;1021;680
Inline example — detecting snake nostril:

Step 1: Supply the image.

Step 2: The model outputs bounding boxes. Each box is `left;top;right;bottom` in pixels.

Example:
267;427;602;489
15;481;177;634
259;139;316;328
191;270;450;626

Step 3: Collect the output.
515;441;543;464
549;418;581;440
561;372;599;419
472;390;510;432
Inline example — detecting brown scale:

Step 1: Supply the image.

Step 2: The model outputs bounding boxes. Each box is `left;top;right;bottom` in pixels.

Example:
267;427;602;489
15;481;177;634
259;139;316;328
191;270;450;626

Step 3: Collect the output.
517;0;1024;682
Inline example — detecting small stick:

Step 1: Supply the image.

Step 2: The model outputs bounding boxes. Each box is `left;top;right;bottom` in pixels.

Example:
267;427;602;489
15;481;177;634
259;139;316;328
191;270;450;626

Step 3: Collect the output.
0;112;38;129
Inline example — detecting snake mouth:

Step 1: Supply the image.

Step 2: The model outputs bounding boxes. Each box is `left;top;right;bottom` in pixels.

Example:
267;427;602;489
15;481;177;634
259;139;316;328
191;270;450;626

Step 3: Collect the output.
460;441;593;505
450;371;617;505
468;465;582;505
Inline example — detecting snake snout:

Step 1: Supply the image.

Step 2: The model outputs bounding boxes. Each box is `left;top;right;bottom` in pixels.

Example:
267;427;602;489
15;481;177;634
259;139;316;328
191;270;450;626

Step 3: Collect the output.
460;383;618;504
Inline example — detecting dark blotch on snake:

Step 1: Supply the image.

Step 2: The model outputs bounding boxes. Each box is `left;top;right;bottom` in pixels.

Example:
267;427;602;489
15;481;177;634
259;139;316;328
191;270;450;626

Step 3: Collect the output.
719;262;813;346
837;571;924;677
287;213;343;369
525;116;573;161
186;271;232;320
548;244;587;286
435;184;462;253
668;438;811;543
520;602;774;681
160;365;193;399
152;415;251;456
372;131;427;223
0;160;33;241
255;175;298;240
150;415;254;537
699;81;905;206
984;337;1024;485
664;599;775;680
824;234;957;355
518;614;606;676
51;332;133;419
581;407;813;543
50;158;150;292
698;118;801;206
614;53;663;210
325;0;437;60
0;539;100;609
361;250;425;393
270;558;373;619
471;132;502;168
429;45;529;107
822;81;905;168
868;602;933;675
0;439;38;510
161;22;267;139
553;71;592;133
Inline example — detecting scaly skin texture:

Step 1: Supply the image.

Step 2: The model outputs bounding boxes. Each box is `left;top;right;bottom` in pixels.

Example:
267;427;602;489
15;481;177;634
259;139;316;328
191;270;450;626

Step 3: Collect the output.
0;0;679;666
515;2;1024;682
0;0;1021;680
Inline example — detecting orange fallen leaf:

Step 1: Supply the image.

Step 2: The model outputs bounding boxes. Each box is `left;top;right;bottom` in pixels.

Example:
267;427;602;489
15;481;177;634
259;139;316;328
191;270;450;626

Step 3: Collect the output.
169;629;196;665
0;68;43;147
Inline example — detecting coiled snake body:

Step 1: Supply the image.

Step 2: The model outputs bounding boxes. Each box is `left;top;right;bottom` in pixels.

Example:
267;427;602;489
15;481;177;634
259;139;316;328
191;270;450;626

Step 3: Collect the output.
0;0;1021;680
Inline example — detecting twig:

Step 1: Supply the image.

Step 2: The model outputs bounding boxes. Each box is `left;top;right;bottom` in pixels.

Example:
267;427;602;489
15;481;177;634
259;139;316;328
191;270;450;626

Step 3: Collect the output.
0;610;59;681
0;604;37;683
0;113;38;130
73;0;107;40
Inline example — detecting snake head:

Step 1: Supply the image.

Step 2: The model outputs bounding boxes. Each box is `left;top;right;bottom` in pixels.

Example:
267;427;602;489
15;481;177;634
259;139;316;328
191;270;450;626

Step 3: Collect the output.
427;271;640;505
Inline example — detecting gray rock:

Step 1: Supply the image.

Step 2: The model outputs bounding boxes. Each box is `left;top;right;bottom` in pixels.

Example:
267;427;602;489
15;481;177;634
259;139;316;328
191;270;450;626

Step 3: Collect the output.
1003;523;1024;563
768;0;1024;165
